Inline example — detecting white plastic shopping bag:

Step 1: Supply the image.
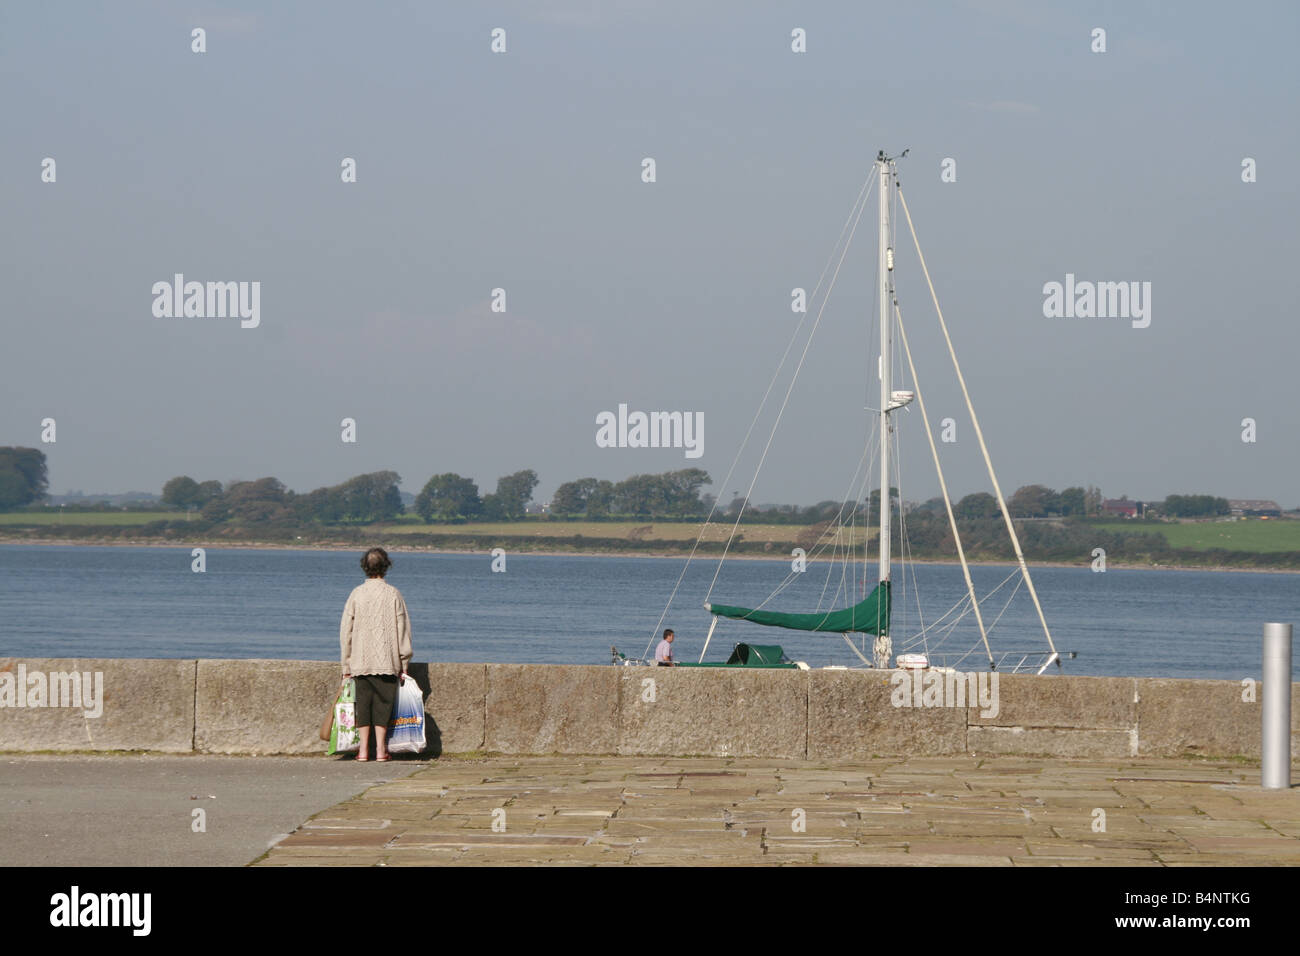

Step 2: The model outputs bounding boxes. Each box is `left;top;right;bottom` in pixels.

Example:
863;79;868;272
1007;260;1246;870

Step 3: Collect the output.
387;675;426;754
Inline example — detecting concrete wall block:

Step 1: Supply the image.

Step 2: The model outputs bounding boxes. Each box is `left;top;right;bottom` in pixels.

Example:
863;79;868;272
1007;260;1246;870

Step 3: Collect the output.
416;662;487;755
0;658;196;753
968;673;1136;730
618;667;807;758
196;659;339;754
809;669;966;758
1137;678;1300;758
486;664;618;755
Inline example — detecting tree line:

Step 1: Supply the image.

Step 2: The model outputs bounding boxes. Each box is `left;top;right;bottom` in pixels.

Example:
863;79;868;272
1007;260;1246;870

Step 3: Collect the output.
162;472;404;525
949;485;1101;519
414;470;539;522
0;447;1264;524
727;485;1104;523
1162;494;1231;518
162;468;718;525
550;469;712;518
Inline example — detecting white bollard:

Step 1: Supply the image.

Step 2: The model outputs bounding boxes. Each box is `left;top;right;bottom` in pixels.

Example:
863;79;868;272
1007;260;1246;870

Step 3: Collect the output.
1262;622;1292;790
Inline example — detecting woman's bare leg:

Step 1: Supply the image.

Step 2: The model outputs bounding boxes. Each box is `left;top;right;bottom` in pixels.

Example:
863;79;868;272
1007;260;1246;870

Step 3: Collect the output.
375;725;389;759
358;727;371;760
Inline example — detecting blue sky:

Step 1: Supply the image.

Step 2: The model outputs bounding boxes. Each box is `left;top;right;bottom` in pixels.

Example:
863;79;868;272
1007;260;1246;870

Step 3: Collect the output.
2;1;1297;506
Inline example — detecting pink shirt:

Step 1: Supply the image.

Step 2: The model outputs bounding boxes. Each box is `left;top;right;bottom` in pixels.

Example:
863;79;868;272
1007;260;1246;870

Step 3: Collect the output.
654;639;673;663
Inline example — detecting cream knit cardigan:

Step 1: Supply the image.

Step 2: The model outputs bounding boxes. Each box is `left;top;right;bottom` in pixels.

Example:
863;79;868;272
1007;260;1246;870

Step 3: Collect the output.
340;577;413;676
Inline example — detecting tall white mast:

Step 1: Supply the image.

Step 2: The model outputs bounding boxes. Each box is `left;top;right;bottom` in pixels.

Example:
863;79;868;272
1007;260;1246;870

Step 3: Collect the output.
874;151;892;669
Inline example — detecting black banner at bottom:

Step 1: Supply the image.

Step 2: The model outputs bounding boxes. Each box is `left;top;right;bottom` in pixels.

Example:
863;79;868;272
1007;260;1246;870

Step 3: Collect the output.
9;865;1285;942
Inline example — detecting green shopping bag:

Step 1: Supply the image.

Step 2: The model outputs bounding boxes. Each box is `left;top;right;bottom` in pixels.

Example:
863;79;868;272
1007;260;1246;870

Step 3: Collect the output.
326;678;360;755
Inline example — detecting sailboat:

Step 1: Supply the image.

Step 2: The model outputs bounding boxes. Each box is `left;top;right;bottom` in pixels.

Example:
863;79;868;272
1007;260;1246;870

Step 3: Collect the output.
624;150;1063;676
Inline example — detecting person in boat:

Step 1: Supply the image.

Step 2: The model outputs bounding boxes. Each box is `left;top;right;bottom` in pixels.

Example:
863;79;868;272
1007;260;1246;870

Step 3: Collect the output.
340;547;413;761
654;628;677;666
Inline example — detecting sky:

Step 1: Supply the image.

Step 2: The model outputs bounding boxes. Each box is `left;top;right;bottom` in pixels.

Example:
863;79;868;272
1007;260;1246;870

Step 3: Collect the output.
2;0;1297;508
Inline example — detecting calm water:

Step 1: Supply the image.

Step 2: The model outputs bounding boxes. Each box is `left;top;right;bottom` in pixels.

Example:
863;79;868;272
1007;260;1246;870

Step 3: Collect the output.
0;544;1296;680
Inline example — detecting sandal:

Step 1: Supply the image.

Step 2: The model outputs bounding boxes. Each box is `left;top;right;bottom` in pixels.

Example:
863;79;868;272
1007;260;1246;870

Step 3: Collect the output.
376;755;391;762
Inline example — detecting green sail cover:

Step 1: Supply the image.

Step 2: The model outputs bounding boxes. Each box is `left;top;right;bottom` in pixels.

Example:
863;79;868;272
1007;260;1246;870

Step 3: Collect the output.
706;581;890;635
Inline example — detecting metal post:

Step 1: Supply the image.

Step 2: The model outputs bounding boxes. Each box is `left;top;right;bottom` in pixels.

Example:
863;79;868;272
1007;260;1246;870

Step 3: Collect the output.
1262;622;1292;790
877;153;891;591
874;153;892;671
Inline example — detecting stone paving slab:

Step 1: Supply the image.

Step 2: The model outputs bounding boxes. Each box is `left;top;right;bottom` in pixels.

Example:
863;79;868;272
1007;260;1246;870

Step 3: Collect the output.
253;754;1300;866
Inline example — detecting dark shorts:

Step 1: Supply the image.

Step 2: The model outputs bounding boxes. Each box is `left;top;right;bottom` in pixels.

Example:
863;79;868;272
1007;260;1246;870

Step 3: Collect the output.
354;674;398;727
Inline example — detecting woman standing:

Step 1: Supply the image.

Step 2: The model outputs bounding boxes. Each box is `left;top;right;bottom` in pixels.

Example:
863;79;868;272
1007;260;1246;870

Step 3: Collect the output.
340;547;413;761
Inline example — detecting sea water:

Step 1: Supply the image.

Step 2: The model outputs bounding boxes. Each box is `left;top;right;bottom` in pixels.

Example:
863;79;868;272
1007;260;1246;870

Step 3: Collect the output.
0;544;1295;680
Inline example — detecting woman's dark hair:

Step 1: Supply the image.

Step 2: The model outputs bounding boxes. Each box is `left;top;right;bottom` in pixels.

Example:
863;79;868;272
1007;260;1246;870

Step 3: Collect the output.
361;548;392;578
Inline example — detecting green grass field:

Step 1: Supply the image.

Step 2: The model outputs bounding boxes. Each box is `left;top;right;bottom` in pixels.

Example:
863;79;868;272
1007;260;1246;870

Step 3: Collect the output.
0;510;855;545
374;518;867;546
1094;519;1300;553
8;509;1298;554
0;511;172;526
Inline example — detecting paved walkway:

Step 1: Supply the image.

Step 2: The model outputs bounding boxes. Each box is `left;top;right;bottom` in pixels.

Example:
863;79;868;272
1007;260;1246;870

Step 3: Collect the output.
256;755;1300;866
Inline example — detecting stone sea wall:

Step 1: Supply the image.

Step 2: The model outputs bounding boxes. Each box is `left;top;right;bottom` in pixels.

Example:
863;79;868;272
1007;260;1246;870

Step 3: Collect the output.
1;658;1296;760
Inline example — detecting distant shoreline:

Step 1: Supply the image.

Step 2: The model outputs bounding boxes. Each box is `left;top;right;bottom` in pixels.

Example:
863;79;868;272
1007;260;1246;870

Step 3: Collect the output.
3;535;1296;574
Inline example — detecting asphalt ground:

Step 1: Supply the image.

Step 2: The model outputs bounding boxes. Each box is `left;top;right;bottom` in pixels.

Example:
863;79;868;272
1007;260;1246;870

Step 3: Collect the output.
0;753;426;866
